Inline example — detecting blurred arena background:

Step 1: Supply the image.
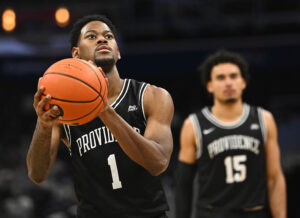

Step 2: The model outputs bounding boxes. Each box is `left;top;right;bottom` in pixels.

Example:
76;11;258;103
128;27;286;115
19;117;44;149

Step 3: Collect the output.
0;0;299;217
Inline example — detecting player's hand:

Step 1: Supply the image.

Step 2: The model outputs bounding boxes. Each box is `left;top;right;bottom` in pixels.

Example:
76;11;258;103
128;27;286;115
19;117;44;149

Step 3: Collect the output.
33;83;61;128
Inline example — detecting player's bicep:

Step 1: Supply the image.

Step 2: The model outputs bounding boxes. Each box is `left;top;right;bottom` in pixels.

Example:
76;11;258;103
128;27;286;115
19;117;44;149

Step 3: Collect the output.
143;85;174;144
179;118;197;164
263;110;282;179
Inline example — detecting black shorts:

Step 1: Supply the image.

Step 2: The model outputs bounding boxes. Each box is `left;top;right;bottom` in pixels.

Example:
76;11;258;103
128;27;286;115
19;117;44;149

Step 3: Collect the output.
196;207;271;218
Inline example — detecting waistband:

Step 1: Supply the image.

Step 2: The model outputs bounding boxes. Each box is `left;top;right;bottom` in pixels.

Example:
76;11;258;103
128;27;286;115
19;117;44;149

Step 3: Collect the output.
203;204;265;212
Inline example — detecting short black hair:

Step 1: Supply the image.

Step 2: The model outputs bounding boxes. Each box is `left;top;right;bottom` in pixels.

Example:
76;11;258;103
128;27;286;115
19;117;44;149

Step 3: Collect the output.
69;14;117;49
198;49;250;87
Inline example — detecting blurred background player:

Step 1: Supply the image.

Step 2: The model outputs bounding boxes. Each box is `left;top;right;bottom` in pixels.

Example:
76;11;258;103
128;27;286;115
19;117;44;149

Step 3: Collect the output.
26;14;174;218
175;49;286;218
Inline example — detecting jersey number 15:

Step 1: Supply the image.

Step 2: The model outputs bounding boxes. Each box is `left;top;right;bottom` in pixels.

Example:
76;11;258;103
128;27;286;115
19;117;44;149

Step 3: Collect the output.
224;155;247;184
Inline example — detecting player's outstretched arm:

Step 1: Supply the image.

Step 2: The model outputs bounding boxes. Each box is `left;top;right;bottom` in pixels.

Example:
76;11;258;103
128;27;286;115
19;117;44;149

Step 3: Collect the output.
99;85;174;176
26;85;62;184
175;117;197;218
264;110;287;218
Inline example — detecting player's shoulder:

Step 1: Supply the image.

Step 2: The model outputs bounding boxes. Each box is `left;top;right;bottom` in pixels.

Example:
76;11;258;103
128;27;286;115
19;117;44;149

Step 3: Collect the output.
136;80;172;104
128;78;170;96
142;83;174;117
182;115;195;130
250;104;273;119
261;109;275;126
248;103;275;127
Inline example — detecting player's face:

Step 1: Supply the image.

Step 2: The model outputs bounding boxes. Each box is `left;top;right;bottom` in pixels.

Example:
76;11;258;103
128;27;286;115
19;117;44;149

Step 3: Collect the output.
72;20;120;68
207;63;246;103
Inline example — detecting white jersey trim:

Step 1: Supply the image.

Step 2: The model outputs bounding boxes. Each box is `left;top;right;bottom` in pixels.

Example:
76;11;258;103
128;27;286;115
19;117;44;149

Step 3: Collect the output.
63;124;72;156
190;113;202;159
63;124;71;146
140;83;149;124
111;79;130;109
257;107;267;144
202;103;250;129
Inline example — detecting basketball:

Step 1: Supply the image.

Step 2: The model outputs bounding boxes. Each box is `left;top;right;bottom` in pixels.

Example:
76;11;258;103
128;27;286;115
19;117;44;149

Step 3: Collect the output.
38;58;107;126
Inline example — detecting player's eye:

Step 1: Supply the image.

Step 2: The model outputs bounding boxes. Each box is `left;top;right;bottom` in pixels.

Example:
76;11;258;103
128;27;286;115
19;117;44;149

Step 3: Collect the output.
216;75;225;80
105;34;113;39
230;73;238;79
87;34;96;39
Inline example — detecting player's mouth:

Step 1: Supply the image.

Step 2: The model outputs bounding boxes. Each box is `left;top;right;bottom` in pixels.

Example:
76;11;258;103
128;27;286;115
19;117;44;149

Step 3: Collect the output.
224;89;235;95
96;45;112;53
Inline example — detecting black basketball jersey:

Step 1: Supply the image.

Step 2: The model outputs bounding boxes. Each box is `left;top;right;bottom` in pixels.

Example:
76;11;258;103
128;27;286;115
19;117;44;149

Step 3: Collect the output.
190;104;268;211
63;79;168;218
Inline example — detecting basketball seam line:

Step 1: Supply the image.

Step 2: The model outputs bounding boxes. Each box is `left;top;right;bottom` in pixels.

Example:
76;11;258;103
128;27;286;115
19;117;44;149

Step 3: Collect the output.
44;72;101;95
60;99;102;122
41;93;99;103
77;59;106;104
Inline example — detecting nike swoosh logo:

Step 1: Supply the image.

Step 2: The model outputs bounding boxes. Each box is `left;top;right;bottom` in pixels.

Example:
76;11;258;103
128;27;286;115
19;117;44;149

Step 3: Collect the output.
203;127;215;135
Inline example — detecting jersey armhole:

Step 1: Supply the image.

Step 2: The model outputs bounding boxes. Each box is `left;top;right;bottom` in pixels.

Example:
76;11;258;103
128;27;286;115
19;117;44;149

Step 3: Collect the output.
257;107;267;144
189;113;203;159
63;124;71;146
139;83;149;124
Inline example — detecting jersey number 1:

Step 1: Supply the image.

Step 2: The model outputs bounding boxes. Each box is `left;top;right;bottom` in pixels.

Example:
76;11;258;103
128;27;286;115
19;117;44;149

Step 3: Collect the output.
224;155;247;184
107;154;122;189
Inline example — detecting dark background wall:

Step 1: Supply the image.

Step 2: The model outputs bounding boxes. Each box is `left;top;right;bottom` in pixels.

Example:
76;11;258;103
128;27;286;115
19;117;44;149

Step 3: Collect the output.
0;0;299;217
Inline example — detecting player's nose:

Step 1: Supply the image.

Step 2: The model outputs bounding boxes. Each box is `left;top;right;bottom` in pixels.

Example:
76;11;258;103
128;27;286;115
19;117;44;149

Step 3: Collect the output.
97;36;108;44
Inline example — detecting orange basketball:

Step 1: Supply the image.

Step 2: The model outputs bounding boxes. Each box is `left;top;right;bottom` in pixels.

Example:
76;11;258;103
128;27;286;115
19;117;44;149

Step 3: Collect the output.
38;58;107;126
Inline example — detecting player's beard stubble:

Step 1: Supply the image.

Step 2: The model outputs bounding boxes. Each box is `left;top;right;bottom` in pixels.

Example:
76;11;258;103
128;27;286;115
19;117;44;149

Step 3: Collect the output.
224;98;238;103
94;56;115;74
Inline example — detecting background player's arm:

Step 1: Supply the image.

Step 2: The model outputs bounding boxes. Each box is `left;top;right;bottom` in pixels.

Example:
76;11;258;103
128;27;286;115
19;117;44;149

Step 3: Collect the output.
99;85;174;176
264;110;287;218
26;86;63;184
175;117;197;218
178;117;197;164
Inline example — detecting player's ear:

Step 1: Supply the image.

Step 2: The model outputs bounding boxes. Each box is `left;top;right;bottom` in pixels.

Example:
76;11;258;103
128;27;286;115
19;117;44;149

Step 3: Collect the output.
241;77;247;90
72;47;79;58
207;81;213;94
117;47;121;60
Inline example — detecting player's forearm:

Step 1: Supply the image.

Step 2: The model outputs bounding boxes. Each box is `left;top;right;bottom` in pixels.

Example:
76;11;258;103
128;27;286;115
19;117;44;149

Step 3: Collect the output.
26;120;52;184
175;162;196;218
268;173;287;218
99;106;171;176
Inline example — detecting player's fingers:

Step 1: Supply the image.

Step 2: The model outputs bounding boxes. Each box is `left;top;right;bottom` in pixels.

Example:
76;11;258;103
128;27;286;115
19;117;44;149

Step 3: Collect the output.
33;86;45;108
49;105;62;117
88;60;96;66
36;94;51;115
43;110;62;123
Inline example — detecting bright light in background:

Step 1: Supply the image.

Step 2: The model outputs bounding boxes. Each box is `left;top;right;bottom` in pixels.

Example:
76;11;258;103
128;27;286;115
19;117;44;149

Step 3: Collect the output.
2;9;16;32
55;7;70;27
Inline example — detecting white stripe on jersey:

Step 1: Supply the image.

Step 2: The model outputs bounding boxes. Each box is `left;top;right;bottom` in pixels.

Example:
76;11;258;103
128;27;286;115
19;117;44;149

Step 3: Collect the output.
202;103;250;129
140;83;149;124
190;113;203;159
112;79;131;109
257;107;267;144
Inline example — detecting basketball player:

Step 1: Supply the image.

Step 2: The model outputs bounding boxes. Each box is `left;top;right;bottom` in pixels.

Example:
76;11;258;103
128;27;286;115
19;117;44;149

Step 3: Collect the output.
175;50;286;218
26;15;174;218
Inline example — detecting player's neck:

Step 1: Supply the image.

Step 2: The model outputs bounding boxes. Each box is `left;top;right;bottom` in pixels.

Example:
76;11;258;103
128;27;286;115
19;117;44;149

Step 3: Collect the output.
211;100;244;123
106;67;124;105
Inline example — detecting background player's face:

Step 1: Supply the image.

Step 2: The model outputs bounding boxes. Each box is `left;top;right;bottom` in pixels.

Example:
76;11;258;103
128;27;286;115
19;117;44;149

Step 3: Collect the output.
72;20;121;69
207;63;246;103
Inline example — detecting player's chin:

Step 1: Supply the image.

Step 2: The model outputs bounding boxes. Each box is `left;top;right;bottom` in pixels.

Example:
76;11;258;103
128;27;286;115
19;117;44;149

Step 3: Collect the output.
94;57;115;68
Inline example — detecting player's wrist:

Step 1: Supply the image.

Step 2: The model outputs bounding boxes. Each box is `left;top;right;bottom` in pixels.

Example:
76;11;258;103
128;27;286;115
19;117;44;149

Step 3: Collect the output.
98;101;110;115
37;118;54;129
